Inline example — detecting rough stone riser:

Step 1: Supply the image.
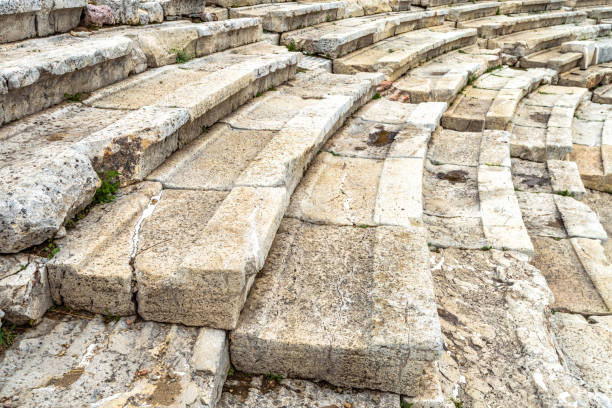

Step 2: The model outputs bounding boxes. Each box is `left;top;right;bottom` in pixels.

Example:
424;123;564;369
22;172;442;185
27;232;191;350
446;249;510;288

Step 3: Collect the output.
0;7;83;44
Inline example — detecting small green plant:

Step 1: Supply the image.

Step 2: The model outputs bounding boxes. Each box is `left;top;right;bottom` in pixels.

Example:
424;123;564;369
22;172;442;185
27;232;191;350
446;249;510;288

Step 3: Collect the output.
357;224;369;229
496;8;500;15
538;90;554;95
372;93;381;100
268;86;276;91
228;366;235;377
467;74;477;86
401;402;414;408
329;150;340;156
485;64;502;74
0;324;17;349
255;91;263;97
481;245;492;251
265;373;283;382
201;125;208;133
171;48;194;64
458;49;466;54
451;398;464;408
556;190;574;197
104;309;120;323
286;41;297;52
64;92;83;102
388;48;394;53
94;171;120;204
44;239;60;259
297;68;307;73
19;264;26;271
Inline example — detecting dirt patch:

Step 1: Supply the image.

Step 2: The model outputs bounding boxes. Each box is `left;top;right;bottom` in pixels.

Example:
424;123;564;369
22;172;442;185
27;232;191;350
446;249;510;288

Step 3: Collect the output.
46;368;84;389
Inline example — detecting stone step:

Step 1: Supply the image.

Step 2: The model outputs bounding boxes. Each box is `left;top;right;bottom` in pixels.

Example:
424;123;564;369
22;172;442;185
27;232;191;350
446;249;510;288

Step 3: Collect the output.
547;159;587;198
442;66;556;132
0;313;230;407
444;2;499;23
0;18;262;125
230;98;446;396
570;99;612;191
566;0;612;7
519;47;583;73
0;0;86;43
229;2;346;33
487;23;612;57
458;11;586;39
280;10;448;59
412;0;486;9
498;0;565;14
561;37;612;69
593;82;612;103
558;61;612;87
0;42;298;254
334;25;478;81
585;5;612;22
387;45;501;104
510;84;589;161
47;69;382;327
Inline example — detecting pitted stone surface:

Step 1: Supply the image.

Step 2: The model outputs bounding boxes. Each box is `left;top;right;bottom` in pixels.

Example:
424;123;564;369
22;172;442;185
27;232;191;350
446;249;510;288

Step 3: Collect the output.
0;314;229;408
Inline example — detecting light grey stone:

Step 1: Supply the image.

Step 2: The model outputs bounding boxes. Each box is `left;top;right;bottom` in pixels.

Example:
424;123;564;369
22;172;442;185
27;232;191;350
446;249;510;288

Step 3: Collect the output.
231;219;442;395
0;315;229;408
424;215;488;250
570;238;612;310
554;195;607;242
480;129;511;168
517;191;566;239
511;158;552;193
93;0;139;24
0;255;51;325
0;148;100;253
427;129;481;167
423;162;480;218
547;159;586;199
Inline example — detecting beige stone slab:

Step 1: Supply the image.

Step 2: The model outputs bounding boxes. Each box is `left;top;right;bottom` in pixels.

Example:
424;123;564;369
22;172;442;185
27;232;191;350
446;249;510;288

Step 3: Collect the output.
147;124;276;191
0;315;229;408
480;129;511;167
533;238;608;313
423;214;488;249
516;191;566;238
323;118;405;159
547;159;586;199
486;87;524;130
47;182;162;316
511;158;552;193
546;126;573;161
137;186;288;329
441;87;496;132
231;219;442;395
374;157;424;227
570;237;612;310
510;124;547;162
572;118;603;147
423;162;480;217
287;152;382;226
552;313;612;397
427;128;481;166
554;194;607;241
571;144;612;191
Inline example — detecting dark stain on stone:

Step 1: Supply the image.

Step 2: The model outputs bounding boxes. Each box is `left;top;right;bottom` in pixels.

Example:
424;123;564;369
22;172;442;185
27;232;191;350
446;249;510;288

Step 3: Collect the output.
436;170;467;183
521;176;549;188
46;368;84;389
368;129;397;146
149;375;182;406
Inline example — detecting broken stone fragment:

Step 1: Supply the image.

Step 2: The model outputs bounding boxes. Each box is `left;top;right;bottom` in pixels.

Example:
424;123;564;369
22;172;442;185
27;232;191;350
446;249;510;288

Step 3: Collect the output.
82;4;115;27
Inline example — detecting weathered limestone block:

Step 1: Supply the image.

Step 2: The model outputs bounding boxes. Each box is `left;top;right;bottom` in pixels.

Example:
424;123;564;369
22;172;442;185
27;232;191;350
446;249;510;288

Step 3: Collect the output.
480;129;511;167
137;186;288;328
0;255;52;325
36;0;87;37
423;214;488;249
92;0;139;25
516;191;567;238
0;315;229;407
428;129;481;166
554;195;607;241
547;159;586;198
552;313;612;398
423;162;480;218
570;237;612;310
47;182;162;315
442;87;496;132
0;149;100;253
445;2;498;23
511;158;552;193
231;219;442;395
137;1;163;24
83;3;117;26
0;0;41;43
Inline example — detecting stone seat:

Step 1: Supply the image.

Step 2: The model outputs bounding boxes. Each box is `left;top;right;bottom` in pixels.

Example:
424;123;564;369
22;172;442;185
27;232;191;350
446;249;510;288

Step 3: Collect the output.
0;0;87;44
334;25;478;81
45;69;382;328
0;42;298;254
229;1;347;32
497;0;564;14
280;9;448;59
487;23;612;56
520;46;583;73
458;11;586;39
444;2;499;23
0;18;262;125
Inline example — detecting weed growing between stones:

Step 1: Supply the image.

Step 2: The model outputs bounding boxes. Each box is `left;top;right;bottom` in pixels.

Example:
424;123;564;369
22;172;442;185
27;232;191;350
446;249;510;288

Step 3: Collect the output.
485;65;502;74
64;92;82;102
94;171;120;204
372;93;381;100
556;190;575;197
401;401;413;408
286;41;297;51
0;325;17;350
451;398;464;408
171;48;194;64
264;373;283;382
104;309;120;323
44;239;60;259
481;245;492;251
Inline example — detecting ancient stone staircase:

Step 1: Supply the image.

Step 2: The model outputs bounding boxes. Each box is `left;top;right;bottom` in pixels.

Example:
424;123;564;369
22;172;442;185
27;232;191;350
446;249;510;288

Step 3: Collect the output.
1;1;611;407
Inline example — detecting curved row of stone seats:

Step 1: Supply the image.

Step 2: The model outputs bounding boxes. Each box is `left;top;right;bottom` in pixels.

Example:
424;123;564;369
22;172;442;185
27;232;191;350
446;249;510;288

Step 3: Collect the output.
565;0;612;7
0;42;297;254
510;84;589;161
0;0;87;43
0;18;262;126
570;98;612;191
487;23;611;57
334;26;478;80
230;97;446;399
584;5;612;22
280;9;448;58
519;47;584;73
45;69;382;328
443;66;557;132
458;10;587;39
386;45;502;103
497;0;564;13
